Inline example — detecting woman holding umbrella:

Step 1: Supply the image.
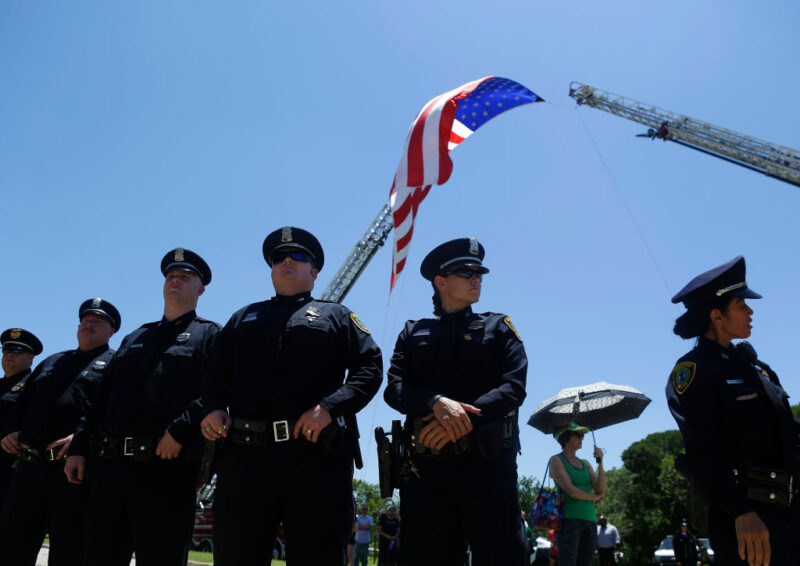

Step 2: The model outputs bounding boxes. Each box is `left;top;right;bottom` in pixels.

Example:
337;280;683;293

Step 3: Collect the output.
549;421;606;566
667;256;800;566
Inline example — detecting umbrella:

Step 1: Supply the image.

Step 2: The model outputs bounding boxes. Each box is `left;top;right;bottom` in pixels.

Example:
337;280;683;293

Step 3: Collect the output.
527;381;651;437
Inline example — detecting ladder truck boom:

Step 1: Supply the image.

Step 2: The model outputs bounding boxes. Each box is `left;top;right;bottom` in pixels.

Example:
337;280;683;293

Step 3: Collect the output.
320;201;393;303
568;82;800;188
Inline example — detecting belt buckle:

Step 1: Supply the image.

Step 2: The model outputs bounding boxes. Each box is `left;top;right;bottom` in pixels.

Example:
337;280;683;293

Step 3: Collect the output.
273;421;290;442
123;437;135;456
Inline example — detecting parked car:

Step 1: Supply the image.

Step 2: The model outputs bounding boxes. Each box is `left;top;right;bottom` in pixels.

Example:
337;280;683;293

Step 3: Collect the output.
698;538;715;564
653;534;709;565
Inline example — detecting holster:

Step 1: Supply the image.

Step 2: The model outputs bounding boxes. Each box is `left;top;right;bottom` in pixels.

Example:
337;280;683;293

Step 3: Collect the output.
317;420;346;456
199;439;219;484
375;420;405;498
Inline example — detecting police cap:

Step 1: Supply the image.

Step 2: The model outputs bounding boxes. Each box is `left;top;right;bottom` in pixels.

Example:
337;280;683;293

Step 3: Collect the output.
420;237;489;281
79;298;122;331
1;328;43;355
671;256;761;309
161;248;212;285
262;226;324;271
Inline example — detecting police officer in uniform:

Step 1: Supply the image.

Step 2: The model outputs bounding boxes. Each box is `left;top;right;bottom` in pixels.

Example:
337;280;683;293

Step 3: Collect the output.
384;238;528;566
65;249;220;566
0;328;43;507
667;256;800;566
0;301;119;566
200;226;382;566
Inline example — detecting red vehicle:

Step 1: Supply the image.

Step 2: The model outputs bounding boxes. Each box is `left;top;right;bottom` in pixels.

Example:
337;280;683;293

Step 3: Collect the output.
191;477;286;559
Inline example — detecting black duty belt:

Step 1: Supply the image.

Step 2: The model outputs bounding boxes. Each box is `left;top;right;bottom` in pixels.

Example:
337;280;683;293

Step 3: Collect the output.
230;418;299;446
734;462;799;508
93;433;159;462
19;444;63;465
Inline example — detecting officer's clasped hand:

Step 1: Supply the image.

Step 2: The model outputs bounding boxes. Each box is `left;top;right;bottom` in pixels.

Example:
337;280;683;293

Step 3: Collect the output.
429;396;481;443
64;455;85;485
0;431;22;455
735;512;771;566
293;404;332;444
201;409;231;441
155;429;183;459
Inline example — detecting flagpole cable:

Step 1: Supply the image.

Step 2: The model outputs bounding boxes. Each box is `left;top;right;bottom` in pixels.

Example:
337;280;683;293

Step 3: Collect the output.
569;104;673;295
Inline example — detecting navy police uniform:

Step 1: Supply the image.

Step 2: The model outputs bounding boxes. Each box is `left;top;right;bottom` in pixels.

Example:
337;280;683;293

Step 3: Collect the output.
203;227;382;566
0;302;118;566
0;328;43;507
384;238;528;566
666;257;800;564
69;249;219;566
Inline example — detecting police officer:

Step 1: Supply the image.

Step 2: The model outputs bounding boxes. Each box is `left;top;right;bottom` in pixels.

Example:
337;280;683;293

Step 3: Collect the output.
384;238;528;566
0;328;43;507
65;249;219;566
200;226;382;566
673;519;699;566
0;301;118;566
667;256;800;566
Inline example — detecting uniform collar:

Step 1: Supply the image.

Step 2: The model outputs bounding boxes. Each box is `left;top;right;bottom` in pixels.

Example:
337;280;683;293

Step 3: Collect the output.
697;335;735;360
440;306;473;321
76;342;110;359
161;310;197;327
2;368;31;381
272;291;313;306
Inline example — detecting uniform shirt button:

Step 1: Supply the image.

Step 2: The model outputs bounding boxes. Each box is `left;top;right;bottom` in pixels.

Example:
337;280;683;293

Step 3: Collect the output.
770;471;777;479
244;423;250;429
769;492;776;500
245;435;251;442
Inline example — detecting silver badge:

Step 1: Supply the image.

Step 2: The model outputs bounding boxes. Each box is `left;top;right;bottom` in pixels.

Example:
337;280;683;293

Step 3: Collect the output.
176;333;190;343
306;306;322;323
468;237;479;256
93;361;106;370
281;227;292;243
92;298;102;308
175;248;185;262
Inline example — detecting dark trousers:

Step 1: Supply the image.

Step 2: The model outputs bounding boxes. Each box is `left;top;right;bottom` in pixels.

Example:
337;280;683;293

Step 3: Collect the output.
708;501;800;565
596;547;616;566
213;440;355;566
0;461;85;566
399;450;527;566
84;457;198;566
0;456;14;510
556;519;596;566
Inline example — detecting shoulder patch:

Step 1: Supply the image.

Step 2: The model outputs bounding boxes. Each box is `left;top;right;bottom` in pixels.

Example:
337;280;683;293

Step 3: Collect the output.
350;313;370;334
503;316;522;342
671;361;697;395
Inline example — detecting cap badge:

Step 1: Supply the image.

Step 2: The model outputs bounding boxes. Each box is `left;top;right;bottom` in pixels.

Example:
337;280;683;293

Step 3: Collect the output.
468;237;479;256
10;329;21;339
92;298;102;308
176;333;190;343
175;248;185;262
281;227;293;243
671;361;697;395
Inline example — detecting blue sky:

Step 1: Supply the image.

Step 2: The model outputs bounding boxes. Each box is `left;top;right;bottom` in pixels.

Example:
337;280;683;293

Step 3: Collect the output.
2;2;799;487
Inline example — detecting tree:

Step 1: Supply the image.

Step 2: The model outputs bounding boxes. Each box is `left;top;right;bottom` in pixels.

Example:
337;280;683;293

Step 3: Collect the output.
792;402;800;421
596;430;688;565
518;474;540;521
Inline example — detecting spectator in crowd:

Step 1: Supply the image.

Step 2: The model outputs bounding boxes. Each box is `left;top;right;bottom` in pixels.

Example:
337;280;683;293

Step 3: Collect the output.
673;519;699;566
354;503;373;566
548;528;558;566
549;421;606;566
595;515;621;565
378;503;400;566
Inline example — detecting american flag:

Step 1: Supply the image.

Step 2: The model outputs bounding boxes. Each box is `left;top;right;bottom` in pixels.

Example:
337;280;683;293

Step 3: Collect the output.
389;76;543;290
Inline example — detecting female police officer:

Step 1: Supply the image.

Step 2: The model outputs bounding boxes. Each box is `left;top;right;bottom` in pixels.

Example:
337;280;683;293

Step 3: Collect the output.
384;237;528;566
666;256;800;566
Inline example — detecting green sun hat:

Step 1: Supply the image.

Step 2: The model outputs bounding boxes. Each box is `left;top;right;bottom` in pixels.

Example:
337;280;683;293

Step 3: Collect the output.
553;420;590;441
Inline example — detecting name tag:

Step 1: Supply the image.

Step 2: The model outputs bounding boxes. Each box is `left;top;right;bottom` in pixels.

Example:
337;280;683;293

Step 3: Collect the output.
412;329;430;337
726;379;744;385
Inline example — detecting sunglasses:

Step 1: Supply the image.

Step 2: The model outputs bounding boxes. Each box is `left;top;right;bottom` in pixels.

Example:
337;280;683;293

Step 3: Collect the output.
271;251;312;264
444;268;484;280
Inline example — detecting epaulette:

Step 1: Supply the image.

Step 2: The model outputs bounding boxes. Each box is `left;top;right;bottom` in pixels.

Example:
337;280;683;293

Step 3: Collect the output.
192;316;221;327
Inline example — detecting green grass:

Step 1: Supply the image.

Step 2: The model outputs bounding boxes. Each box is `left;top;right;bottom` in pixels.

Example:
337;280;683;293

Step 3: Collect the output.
188;551;379;565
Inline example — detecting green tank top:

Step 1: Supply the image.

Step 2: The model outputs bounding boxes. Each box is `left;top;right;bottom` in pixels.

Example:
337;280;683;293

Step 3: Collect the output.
555;453;597;522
